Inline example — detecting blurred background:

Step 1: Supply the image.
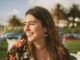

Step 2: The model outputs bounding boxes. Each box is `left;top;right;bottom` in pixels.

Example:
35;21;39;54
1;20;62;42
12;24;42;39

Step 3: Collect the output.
0;0;80;60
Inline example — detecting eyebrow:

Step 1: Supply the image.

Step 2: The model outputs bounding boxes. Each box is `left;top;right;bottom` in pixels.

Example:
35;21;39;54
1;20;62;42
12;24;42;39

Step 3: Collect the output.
25;20;40;24
23;21;37;25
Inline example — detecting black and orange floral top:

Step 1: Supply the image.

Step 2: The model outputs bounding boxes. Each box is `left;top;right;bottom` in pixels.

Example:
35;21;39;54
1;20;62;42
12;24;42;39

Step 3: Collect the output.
7;40;31;60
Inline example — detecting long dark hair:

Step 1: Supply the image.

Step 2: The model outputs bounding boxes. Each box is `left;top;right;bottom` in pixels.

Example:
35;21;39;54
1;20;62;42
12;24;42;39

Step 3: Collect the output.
25;6;70;60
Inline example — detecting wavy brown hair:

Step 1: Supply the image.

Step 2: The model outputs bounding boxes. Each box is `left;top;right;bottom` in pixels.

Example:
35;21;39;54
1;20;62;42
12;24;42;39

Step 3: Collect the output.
25;6;71;60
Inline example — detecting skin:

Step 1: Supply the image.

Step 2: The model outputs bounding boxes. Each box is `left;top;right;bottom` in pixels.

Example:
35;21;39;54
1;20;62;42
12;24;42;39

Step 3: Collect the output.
24;14;49;60
24;14;47;49
9;7;71;60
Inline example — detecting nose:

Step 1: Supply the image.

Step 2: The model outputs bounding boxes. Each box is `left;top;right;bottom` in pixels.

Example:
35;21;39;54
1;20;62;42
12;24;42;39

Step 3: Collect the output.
24;24;30;32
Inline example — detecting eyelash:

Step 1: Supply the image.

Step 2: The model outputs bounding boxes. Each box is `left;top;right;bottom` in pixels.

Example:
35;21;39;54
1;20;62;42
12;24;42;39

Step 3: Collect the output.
29;22;36;25
23;22;36;26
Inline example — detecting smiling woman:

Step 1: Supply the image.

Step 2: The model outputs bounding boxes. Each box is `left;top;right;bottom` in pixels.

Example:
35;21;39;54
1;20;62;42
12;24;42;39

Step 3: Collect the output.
8;6;71;60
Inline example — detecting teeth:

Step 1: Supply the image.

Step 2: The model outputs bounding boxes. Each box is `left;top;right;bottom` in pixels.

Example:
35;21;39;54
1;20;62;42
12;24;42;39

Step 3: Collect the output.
27;32;33;36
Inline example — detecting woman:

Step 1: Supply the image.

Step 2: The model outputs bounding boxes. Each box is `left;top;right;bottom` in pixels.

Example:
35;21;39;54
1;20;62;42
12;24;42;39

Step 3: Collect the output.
8;6;71;60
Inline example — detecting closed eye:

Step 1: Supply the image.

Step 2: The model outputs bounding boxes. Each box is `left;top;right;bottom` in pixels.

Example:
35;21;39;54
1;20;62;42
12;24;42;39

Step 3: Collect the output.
29;21;37;25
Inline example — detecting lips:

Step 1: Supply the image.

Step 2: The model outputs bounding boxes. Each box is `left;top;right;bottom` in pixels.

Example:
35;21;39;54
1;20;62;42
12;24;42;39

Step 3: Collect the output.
26;32;34;37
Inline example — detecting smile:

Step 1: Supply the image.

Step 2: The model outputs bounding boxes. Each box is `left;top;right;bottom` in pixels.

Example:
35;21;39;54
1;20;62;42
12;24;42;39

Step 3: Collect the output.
27;32;34;37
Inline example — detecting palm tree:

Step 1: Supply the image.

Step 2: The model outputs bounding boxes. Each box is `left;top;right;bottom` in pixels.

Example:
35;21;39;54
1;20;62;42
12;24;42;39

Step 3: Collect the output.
8;15;23;30
67;4;80;28
52;4;67;26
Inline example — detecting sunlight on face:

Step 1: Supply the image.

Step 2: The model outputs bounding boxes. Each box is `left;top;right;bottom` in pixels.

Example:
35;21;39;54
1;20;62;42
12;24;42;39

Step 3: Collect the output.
24;14;47;42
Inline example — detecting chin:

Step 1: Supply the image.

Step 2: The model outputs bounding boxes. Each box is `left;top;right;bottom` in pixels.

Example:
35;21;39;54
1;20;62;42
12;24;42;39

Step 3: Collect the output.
27;38;34;42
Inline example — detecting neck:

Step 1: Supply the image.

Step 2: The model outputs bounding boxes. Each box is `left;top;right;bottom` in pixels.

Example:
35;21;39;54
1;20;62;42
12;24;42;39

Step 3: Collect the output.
33;37;46;50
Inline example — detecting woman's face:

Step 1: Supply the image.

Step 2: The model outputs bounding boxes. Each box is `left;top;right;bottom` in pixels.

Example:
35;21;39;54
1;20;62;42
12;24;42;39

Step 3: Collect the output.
24;14;47;42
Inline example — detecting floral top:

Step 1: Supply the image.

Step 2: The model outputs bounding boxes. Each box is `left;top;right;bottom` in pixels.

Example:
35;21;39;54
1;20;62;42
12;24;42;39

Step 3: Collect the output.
7;40;31;60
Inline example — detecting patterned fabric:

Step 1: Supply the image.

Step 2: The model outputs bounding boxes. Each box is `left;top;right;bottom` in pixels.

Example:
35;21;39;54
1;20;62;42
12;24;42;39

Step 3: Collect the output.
7;40;30;60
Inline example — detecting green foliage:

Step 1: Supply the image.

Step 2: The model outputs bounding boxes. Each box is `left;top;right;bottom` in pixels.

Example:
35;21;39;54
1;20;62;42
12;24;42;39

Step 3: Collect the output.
0;40;8;60
60;27;80;33
64;40;80;60
67;4;80;18
70;56;76;60
63;28;75;33
65;41;80;53
73;28;80;33
5;28;23;33
8;15;23;27
7;15;23;31
52;4;67;20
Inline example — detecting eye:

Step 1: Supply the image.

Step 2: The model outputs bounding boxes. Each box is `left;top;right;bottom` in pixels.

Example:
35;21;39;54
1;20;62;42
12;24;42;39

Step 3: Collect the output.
29;22;36;25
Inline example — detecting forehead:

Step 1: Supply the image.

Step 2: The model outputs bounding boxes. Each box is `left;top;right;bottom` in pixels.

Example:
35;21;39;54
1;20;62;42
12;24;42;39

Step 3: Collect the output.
25;14;38;22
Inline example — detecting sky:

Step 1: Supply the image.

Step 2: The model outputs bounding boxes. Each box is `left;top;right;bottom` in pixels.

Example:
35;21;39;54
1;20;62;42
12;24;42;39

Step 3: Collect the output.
0;0;80;25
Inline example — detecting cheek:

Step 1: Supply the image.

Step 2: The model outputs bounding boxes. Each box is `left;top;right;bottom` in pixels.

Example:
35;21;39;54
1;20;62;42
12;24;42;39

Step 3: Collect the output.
33;26;45;36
